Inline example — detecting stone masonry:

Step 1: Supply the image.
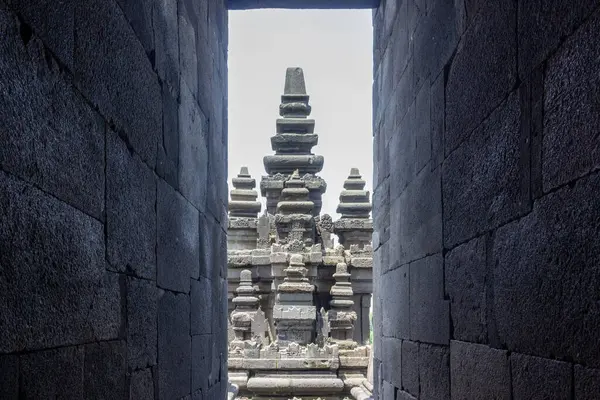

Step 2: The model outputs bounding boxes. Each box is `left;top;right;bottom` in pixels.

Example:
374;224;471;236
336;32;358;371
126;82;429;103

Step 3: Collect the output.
0;0;229;398
372;0;600;399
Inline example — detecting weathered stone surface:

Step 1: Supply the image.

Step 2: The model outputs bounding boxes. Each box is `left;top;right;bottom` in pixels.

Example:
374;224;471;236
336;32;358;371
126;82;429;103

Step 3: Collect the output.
192;334;210;393
130;368;155;400
179;9;198;98
543;9;600;191
390;98;415;198
158;290;191;400
0;12;105;219
381;337;402;389
445;0;516;153
493;171;600;367
391;166;442;266
107;132;156;279
0;171;108;352
419;344;450;400
154;0;179;93
116;0;154;55
179;82;209;212
444;92;529;247
381;380;396;400
401;340;419;396
20;346;84;399
445;235;487;343
74;0;161;168
450;341;510;399
84;341;127;399
575;365;600;400
430;72;444;169
409;254;449;344
0;355;17;399
518;0;597;77
157;84;179;188
127;277;157;369
191;277;213;335
89;271;123;341
382;265;409;339
414;80;431;173
157;178;200;293
511;353;571;400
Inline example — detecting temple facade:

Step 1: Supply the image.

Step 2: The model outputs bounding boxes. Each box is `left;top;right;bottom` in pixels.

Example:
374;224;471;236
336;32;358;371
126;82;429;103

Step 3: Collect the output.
226;68;374;400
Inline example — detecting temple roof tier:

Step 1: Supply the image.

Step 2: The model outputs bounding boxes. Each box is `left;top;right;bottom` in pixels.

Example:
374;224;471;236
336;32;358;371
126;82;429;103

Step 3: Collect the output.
229;167;262;218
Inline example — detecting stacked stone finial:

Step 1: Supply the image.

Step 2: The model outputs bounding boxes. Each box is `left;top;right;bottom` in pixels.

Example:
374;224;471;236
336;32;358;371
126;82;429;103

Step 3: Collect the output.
328;262;357;346
334;168;373;248
231;269;260;345
273;254;316;345
274;170;315;250
229;167;262;218
261;68;327;216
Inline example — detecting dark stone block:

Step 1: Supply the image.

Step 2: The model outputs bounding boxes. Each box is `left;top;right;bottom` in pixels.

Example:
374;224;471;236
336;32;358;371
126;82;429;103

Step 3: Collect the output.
511;353;571;400
493;171;600;367
430;72;444;169
199;212;217;280
192;335;210;393
107;132;157;279
393;59;415;136
116;0;154;55
191;277;213;335
381;337;402;389
414;81;431;173
20;346;84;399
413;0;459;90
154;0;179;94
157;178;200;293
179;9;198;98
443;92;530;247
419;344;450;400
397;389;417;400
6;0;75;70
156;70;179;188
130;368;155;400
389;103;415;200
382;265;409;339
391;0;409;88
575;365;600;400
401;340;419;396
445;235;487;343
158;290;191;400
543;9;600;191
0;355;17;399
74;0;161;168
0;172;109;352
84;341;127;400
127;277;157;369
450;341;510;399
518;0;597;78
179;82;209;212
391;166;442;266
409;254;449;345
89;271;123;341
382;380;395;400
0;11;105;219
445;0;516;154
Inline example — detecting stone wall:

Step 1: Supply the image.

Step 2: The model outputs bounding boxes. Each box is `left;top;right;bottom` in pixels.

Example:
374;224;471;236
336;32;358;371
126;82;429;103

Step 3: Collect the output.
0;0;229;398
372;0;600;399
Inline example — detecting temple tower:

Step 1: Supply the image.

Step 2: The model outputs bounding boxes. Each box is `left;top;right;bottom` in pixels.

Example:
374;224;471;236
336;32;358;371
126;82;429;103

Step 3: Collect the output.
228;167;262;250
261;67;327;216
334;168;373;249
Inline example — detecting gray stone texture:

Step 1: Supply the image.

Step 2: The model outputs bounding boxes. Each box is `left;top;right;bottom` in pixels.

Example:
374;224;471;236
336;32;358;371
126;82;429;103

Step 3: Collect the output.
130;368;155;400
0;355;18;399
0;10;105;220
74;0;161;168
511;353;571;400
191;277;213;335
381;265;409;339
107;132;157;279
575;365;600;400
443;92;530;247
157;178;200;293
543;9;600;192
158;290;191;399
493;171;600;367
419;344;450;400
381;337;402;389
127;277;158;369
84;341;127;399
445;235;487;343
445;0;516;154
20;346;84;399
450;341;510;400
401;340;419;396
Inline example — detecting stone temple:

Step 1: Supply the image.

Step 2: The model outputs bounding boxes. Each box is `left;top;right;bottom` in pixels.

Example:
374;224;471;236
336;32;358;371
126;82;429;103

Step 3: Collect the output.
226;68;374;399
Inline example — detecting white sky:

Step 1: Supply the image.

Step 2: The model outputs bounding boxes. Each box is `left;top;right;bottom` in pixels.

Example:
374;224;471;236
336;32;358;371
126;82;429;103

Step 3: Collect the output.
227;9;373;219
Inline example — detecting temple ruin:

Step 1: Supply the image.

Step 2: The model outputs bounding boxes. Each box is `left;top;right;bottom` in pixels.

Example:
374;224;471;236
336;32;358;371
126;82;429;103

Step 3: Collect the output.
226;68;374;399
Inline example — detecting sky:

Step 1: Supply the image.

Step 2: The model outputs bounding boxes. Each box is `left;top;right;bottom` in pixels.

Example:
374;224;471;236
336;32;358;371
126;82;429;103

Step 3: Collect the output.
227;9;373;219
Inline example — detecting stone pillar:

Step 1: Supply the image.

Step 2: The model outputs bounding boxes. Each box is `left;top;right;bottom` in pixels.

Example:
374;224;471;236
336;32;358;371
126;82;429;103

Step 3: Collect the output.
230;270;259;348
228;167;262;250
328;262;358;347
334;168;373;249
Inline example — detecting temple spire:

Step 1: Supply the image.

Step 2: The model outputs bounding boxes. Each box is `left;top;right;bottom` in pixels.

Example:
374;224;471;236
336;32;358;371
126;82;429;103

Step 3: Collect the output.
229;167;262;218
